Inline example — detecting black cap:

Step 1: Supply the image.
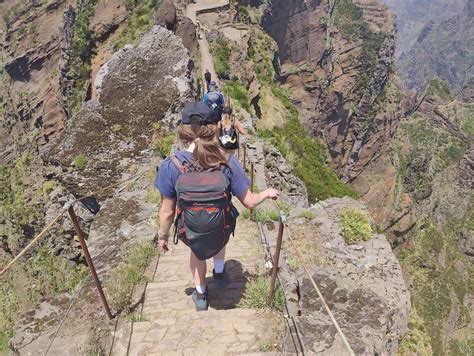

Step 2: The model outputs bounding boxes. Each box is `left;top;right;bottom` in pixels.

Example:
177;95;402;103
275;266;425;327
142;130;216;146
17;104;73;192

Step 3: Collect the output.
223;107;232;115
181;101;216;125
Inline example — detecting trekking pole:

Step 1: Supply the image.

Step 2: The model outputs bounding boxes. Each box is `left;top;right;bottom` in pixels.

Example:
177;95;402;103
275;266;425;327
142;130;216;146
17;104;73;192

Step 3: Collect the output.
269;211;285;298
243;144;247;171
68;205;113;320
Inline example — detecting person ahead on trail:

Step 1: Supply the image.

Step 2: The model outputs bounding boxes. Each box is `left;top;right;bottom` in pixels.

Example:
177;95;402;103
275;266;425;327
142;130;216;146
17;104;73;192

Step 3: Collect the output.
218;106;246;153
155;101;279;311
203;81;224;122
204;69;211;91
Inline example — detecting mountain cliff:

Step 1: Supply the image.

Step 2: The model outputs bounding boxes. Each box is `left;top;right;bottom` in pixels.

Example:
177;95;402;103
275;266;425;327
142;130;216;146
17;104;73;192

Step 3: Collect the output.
396;0;474;91
383;0;466;59
261;0;404;183
353;79;473;354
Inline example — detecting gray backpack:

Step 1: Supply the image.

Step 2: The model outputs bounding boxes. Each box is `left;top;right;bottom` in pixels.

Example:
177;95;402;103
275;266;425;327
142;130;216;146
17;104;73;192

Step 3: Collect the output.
171;155;238;260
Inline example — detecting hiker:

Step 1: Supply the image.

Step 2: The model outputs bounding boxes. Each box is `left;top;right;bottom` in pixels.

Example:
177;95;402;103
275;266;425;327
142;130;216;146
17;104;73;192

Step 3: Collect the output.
196;20;201;39
218;106;246;153
155;101;279;311
203;81;225;122
204;69;211;91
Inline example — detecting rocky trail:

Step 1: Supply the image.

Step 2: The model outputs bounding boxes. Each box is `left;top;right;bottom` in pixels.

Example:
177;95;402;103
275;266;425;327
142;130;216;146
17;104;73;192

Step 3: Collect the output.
108;2;289;355
109;206;284;355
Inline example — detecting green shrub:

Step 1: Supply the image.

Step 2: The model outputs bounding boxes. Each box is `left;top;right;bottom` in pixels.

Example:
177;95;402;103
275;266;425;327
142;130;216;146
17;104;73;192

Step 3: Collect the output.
0;273;20;341
297;210;315;220
114;0;163;51
68;0;98;114
129;312;149;322
107;242;158;312
153;132;175;158
237;275;285;310
426;79;453;102
24;245;89;304
73;154;87;170
111;124;122;133
332;0;385;95
236;6;250;24
250;208;280;222
340;208;373;244
42;180;57;198
144;187;161;204
287;255;301;272
0;332;8;353
211;37;231;79
225;81;249;110
239;209;250;220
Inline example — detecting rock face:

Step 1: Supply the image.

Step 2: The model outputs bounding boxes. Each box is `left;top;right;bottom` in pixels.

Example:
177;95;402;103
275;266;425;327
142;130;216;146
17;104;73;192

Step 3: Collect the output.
260;197;410;354
10;26;193;353
45;26;193;198
397;0;474;91
352;78;473;353
290;198;410;354
263;143;308;208
261;0;405;182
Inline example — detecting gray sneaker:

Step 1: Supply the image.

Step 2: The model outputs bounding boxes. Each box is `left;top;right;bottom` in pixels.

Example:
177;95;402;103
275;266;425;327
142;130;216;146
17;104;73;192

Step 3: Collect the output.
213;269;231;289
192;288;209;311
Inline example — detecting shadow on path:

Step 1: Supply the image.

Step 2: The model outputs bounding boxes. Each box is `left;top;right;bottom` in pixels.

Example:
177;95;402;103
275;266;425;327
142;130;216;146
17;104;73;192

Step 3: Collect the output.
184;259;255;310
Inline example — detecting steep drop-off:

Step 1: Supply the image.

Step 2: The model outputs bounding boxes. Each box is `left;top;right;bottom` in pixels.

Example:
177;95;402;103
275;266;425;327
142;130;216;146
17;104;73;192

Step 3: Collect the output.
397;0;474;91
354;79;474;354
261;0;405;183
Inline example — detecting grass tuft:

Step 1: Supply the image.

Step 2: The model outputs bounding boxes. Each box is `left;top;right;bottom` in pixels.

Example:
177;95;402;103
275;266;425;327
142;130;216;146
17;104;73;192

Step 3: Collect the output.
153;133;175;158
237;275;285;310
73;154;87;171
144;187;161;204
340;208;373;244
107;242;158;312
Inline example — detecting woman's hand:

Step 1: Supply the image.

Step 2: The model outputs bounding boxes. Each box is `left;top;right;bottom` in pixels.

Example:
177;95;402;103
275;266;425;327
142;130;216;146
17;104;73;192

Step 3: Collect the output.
265;188;280;200
158;235;169;253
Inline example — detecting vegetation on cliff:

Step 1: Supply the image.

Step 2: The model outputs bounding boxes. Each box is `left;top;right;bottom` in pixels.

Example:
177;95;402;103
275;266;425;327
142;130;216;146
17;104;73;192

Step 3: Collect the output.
68;0;98;114
332;0;386;95
114;0;163;51
218;26;356;202
389;81;473;354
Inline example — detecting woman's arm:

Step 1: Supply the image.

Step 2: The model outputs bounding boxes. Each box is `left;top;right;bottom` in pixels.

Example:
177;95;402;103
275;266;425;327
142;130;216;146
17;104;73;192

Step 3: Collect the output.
238;188;279;209
158;196;177;252
236;120;247;135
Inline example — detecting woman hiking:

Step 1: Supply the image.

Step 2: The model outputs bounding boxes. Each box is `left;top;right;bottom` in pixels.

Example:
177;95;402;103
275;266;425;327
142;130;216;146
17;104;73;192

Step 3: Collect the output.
218;106;246;154
155;101;279;311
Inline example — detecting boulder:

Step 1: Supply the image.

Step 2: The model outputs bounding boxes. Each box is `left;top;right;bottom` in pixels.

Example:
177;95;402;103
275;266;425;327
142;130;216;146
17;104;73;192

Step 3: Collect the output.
45;26;193;199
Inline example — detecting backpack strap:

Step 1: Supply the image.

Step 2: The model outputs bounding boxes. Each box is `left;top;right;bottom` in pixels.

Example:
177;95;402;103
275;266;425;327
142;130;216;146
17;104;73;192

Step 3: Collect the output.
171;154;204;174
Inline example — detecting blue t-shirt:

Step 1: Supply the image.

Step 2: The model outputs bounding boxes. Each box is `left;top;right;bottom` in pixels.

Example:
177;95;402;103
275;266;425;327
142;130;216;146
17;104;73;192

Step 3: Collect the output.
155;151;250;199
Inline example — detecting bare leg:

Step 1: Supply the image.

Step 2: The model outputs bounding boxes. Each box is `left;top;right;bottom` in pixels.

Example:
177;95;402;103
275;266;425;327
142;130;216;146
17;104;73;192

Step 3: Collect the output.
214;246;226;260
190;251;207;287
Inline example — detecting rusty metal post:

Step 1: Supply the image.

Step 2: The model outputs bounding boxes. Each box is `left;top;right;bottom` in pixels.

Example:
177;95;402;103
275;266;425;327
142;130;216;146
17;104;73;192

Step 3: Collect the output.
269;212;285;298
68;206;113;320
243;144;247;171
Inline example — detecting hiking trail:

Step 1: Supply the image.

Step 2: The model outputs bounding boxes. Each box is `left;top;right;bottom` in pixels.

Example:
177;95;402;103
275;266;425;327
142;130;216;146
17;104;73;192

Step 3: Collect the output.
109;2;287;355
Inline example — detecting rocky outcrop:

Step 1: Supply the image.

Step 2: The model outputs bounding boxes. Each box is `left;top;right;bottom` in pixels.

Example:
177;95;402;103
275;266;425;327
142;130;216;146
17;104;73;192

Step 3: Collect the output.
261;197;410;354
10;25;193;353
45;26;193;199
263;143;308;208
261;0;404;182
